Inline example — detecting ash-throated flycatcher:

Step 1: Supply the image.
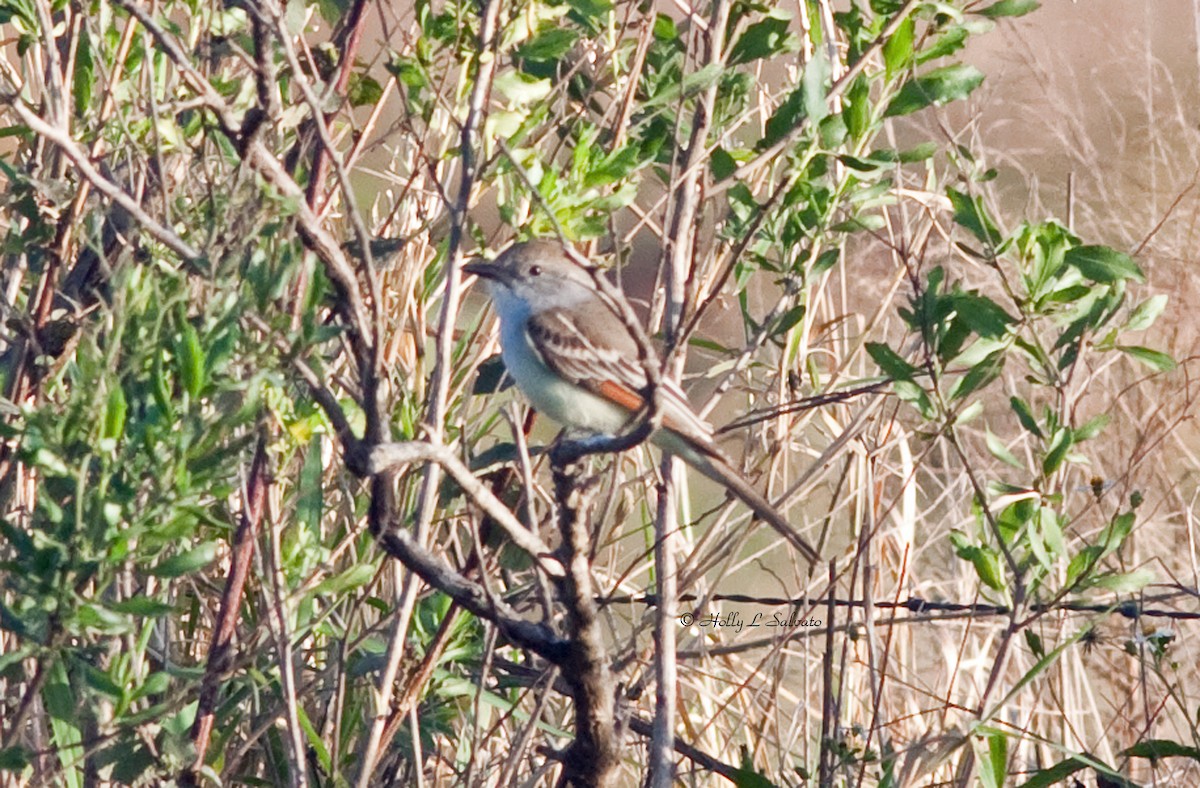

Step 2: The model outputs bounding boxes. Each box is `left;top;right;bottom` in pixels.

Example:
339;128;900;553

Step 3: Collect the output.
464;239;820;564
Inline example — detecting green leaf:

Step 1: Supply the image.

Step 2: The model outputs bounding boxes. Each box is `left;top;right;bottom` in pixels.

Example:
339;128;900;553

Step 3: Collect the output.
1123;739;1200;764
108;597;173;616
954;291;1013;337
728;13;798;65
132;671;170;700
840;153;888;172
969;547;1006;591
297;435;324;538
1024;629;1044;658
516;28;580;61
314;0;350;23
977;0;1040;18
297;705;333;776
583;144;641;187
882;15;914;79
0;747;30;771
898;141;937;162
710;147;736;180
1100;512;1135;553
643;63;724;110
163;701;198;739
652;14;677;40
1072;413;1110;442
1038;508;1068;557
866;342;917;380
1123;294;1167;332
43;661;76;723
1066;546;1104;588
1016;756;1108;788
986;429;1023;469
152;347;173;416
950;531;1006;591
915;24;971;65
73;28;94;115
565;0;612;34
802;50;830;124
1063;245;1144;283
97;743;154;784
1118;345;1176;372
885;64;984;117
732;753;779;788
947;188;1002;247
1040;284;1092;306
493;70;553;105
830;213;885;233
1090;567;1154;593
760;87;807;148
770;304;806;337
979;730;1008;788
894;380;935;418
387;56;429;93
843;75;871;140
44;661;83;788
347;74;383;107
82;662;125;695
150;542;218;578
1009;396;1042;438
811;248;840;274
1041;428;1073;476
308;563;377;597
178;322;205;399
102;385;127;442
949;350;1004;401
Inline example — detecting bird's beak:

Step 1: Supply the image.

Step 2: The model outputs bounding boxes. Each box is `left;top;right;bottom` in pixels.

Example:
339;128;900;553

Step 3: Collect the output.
462;259;496;280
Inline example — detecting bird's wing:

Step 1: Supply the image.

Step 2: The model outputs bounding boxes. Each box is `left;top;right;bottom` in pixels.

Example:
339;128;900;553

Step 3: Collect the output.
525;303;716;447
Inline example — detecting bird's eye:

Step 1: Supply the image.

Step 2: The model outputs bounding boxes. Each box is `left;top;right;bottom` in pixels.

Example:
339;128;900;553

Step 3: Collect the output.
529;265;542;276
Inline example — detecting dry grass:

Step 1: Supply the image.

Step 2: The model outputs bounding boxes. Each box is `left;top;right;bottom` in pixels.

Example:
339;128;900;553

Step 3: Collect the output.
1;0;1197;786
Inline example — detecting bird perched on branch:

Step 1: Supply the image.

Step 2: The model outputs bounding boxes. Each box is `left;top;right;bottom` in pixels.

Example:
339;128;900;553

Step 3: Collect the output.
464;239;820;564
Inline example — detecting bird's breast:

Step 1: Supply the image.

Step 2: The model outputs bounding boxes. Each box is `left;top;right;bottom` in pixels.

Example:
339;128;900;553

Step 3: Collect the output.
498;315;630;435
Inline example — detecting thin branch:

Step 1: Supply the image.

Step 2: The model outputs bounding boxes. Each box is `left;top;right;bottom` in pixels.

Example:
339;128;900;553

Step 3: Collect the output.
264;467;309;788
0;97;201;262
550;454;621;788
111;0;374;344
372;528;567;664
362;441;565;578
184;437;269;784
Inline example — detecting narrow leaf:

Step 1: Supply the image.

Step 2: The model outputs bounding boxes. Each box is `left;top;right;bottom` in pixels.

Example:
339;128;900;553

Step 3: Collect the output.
867;342;918;380
1118;345;1176;372
1009;396;1043;438
1123;294;1167;332
977;0;1041;17
150;542;218;578
1123;739;1200;764
885;64;984;117
1063;245;1144;283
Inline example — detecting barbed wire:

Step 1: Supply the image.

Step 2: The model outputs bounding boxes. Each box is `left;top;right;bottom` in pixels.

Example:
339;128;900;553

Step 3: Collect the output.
599;586;1200;622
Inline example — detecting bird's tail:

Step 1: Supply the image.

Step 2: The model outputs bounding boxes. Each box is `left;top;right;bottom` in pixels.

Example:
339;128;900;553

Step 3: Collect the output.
657;431;822;565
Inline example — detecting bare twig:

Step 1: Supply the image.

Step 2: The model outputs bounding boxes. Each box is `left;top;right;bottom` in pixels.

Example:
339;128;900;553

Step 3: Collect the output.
184;437;269;784
264;470;310;788
372;527;567;664
0;98;201;262
549;453;621;788
110;0;374;340
355;6;504;777
648;2;733;781
361;441;564;578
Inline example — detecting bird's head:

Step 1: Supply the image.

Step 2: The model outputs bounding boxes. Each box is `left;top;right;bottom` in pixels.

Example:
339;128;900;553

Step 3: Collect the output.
464;239;597;309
